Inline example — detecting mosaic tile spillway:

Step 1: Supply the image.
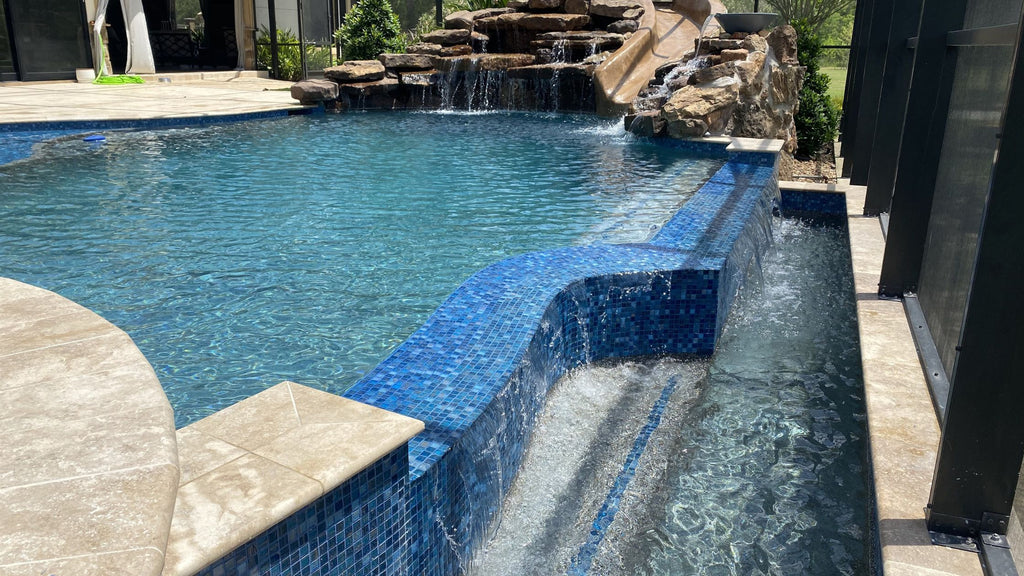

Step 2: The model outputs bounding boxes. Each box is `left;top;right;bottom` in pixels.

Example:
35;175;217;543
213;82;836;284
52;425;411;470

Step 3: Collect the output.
342;143;781;575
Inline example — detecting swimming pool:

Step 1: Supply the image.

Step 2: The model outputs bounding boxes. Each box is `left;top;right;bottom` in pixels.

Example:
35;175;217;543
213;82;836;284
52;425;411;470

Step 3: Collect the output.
0;112;723;427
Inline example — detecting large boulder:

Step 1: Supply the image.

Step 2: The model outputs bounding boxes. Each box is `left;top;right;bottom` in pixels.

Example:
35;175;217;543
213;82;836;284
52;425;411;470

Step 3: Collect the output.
606;19;638;33
532;30;625;53
324;60;386;82
660;82;740;137
439;53;538;71
705;38;743;51
407;42;444;55
623;110;666;137
518;13;590;31
398;70;440;87
469;7;516;18
689;60;742;85
445;10;475;29
564;0;590;14
720;48;748;63
769;63;803;103
422;28;473;45
290;79;338;103
741;33;767;53
379;53;439;70
337;77;400;97
475;12;527;30
767;25;799;65
588;0;643;18
529;0;565;9
440;44;474;57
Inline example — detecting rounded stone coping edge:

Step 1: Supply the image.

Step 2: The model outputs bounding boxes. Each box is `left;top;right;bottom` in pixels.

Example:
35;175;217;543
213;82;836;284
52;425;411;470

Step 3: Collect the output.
726;137;785;153
0;277;179;576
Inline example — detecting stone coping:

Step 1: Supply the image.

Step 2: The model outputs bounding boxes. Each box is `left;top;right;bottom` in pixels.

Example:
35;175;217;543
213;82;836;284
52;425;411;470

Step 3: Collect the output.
162;382;423;576
726;137;785;153
778;180;847;193
837;181;983;575
0;277;178;576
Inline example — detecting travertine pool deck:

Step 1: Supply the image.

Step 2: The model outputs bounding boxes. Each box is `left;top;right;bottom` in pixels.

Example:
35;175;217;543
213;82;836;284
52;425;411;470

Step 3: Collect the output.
0;71;304;124
825;176;983;576
0;277;179;575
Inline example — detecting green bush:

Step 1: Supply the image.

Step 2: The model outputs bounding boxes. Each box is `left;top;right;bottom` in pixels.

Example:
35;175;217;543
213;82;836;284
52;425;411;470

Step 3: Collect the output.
255;27;334;81
335;0;407;61
792;19;841;157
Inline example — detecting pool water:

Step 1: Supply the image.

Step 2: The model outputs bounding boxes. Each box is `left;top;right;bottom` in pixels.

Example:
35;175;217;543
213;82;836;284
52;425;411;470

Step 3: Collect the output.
0;112;723;427
472;217;869;575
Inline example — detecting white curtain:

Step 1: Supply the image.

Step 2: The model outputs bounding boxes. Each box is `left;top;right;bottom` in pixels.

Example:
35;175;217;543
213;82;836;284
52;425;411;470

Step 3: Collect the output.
122;0;156;74
92;0;110;75
92;0;156;75
234;0;246;69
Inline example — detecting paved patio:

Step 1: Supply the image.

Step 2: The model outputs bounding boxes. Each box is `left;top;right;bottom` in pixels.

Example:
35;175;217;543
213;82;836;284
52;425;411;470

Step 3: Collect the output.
0;71;303;124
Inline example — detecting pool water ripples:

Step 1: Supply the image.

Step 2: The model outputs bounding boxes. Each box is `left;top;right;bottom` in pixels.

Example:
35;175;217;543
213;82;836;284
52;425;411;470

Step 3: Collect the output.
472;218;868;575
0;111;722;427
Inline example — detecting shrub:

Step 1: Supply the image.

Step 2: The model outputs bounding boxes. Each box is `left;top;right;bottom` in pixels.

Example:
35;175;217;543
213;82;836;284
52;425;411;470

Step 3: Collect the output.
413;0;507;40
335;0;407;61
792;19;841;157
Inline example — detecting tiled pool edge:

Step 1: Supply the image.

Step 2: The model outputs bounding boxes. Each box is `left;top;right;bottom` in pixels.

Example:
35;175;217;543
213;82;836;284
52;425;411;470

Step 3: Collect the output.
344;137;783;575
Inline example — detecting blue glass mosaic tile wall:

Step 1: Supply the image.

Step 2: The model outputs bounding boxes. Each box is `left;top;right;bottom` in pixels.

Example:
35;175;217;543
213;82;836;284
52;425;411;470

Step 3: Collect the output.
195;445;410;576
779;188;848;216
344;144;782;575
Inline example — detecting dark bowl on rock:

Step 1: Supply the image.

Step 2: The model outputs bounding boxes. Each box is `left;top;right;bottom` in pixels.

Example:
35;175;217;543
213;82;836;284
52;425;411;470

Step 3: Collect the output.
714;13;779;34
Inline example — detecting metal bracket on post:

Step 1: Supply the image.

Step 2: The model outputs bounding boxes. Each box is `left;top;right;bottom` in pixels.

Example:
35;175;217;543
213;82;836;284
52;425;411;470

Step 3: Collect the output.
903;295;950;422
979;532;1019;576
929;530;979;552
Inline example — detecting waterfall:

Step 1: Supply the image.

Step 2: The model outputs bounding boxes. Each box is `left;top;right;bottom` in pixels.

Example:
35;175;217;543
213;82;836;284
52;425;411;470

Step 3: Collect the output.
693;14;716;60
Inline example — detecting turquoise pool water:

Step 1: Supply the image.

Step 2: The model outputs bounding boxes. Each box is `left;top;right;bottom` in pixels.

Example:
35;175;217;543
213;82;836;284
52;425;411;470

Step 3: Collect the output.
0;112;723;427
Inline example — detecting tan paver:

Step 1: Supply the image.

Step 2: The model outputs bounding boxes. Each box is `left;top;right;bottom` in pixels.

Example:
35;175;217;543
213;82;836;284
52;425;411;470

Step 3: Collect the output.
164;382;423;576
0;278;178;576
840;182;983;576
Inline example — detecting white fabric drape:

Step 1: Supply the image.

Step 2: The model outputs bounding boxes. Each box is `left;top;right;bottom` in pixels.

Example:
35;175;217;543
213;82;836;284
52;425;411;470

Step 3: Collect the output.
122;0;156;74
92;0;110;75
92;0;156;75
234;0;245;69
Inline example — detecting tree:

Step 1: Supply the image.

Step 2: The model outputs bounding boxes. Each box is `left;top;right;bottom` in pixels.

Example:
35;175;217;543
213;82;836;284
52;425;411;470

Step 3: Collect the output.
335;0;407;61
718;0;856;34
792;19;841;156
763;0;855;32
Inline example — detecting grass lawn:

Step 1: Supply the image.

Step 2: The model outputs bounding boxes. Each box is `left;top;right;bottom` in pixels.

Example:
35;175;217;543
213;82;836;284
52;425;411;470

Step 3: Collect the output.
822;67;848;107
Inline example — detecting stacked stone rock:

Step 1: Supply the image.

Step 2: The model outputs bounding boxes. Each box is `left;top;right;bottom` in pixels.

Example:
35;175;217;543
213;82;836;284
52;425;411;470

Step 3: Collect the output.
624;24;804;152
290;0;645;111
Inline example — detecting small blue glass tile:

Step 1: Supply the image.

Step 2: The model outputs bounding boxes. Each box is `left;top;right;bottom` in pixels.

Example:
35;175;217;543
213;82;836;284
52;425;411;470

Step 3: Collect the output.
779;188;847;216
